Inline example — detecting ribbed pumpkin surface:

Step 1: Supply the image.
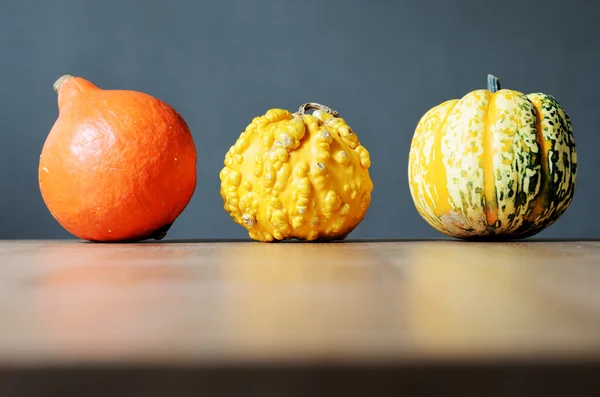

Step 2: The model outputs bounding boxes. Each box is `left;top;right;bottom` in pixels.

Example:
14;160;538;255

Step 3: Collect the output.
408;76;577;239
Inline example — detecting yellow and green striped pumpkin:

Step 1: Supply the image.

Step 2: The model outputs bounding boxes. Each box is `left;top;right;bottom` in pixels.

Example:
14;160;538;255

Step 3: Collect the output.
408;75;577;240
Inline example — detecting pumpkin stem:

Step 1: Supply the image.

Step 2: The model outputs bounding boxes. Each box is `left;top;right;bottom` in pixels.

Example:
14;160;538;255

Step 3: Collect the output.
297;102;339;117
487;74;501;93
53;75;74;93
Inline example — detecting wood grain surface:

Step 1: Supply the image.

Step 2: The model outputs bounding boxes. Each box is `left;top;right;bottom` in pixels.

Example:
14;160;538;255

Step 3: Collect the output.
1;239;599;396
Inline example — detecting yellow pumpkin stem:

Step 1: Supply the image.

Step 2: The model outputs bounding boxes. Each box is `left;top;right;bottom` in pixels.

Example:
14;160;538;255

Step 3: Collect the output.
297;102;339;117
487;74;501;93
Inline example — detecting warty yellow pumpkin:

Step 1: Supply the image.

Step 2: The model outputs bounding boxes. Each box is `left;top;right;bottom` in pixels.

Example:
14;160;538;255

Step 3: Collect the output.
408;75;577;240
220;103;373;242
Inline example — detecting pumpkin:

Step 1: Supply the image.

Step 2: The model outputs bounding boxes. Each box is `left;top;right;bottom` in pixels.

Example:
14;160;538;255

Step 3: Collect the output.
39;74;197;242
219;102;373;242
408;74;577;240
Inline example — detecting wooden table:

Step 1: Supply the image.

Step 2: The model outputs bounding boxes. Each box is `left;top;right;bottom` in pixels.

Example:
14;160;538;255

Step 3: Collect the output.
1;240;599;396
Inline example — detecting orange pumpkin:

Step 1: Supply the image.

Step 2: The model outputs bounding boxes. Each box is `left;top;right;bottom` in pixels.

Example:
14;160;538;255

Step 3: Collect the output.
39;75;197;242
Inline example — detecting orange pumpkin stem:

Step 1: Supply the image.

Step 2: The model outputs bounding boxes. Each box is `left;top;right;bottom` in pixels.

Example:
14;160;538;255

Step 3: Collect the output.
297;102;339;117
53;74;74;93
487;74;501;93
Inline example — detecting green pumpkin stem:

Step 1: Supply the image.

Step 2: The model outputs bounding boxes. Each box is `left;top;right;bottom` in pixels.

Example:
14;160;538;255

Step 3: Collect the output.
487;74;501;93
53;74;74;93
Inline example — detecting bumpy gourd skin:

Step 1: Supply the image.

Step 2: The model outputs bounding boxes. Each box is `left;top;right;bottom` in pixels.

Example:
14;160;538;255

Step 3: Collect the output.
408;75;577;240
220;104;373;242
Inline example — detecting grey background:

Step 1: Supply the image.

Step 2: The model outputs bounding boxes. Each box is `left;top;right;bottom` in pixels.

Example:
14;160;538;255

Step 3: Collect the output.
1;0;598;240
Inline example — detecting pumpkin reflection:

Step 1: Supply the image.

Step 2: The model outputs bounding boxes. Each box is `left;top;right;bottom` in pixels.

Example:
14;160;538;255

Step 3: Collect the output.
213;242;397;355
32;245;197;286
25;242;207;360
217;242;377;284
399;242;594;356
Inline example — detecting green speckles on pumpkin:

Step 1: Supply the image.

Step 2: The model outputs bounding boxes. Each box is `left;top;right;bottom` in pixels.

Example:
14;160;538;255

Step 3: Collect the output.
514;190;529;209
510;93;577;238
528;172;540;195
507;184;515;198
489;91;543;233
441;90;489;235
410;86;576;241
